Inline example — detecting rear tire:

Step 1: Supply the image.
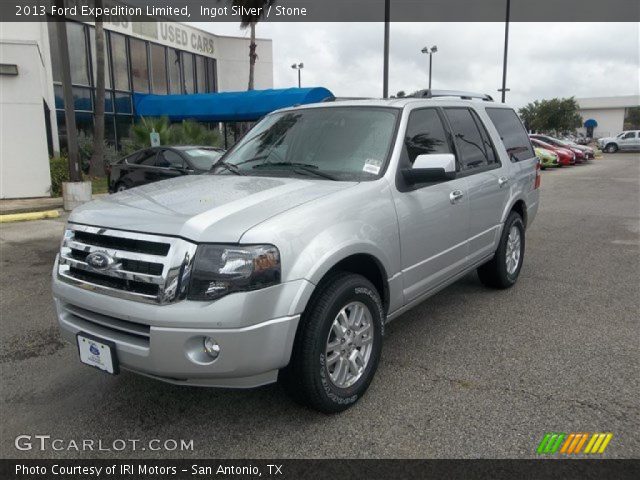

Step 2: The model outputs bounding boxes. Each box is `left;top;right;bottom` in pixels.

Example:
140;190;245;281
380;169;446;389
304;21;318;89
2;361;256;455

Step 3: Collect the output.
280;272;384;413
604;143;618;153
115;182;128;192
477;211;525;289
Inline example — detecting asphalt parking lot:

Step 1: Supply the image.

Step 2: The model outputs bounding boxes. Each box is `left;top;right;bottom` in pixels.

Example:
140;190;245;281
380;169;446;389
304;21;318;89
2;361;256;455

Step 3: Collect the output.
1;153;638;459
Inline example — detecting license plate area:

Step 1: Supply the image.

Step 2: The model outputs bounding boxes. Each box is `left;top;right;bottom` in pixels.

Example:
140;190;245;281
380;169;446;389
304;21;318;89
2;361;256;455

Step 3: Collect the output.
76;332;119;375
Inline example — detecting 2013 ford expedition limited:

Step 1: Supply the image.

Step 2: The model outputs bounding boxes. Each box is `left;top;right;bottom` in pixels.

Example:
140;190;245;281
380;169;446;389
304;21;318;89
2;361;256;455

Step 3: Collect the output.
53;91;540;413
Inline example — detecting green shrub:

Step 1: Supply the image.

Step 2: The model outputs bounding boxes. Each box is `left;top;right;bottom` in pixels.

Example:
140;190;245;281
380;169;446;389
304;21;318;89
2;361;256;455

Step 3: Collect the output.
49;156;69;197
120;117;223;153
77;131;119;174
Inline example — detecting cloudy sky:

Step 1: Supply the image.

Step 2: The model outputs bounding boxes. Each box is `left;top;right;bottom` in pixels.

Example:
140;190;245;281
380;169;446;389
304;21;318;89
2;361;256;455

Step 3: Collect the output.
191;22;639;108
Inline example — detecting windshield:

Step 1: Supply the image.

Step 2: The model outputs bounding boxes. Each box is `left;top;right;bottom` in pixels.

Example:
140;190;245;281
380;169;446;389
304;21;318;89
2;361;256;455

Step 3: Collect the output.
213;107;399;181
183;148;224;169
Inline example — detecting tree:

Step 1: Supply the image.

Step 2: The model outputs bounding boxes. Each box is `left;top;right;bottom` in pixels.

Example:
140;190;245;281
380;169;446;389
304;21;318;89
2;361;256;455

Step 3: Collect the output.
55;2;82;182
624;106;640;130
223;0;275;90
89;0;106;177
518;97;583;134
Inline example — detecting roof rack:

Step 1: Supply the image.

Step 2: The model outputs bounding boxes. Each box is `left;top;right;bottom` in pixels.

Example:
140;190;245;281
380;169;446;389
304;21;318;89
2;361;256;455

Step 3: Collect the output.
408;89;494;102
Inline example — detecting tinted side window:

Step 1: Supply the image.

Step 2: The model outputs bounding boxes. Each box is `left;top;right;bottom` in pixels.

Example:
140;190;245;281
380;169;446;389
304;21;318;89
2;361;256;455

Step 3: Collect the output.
623;132;636;139
486;108;535;162
157;150;184;168
444;108;496;171
404;109;451;164
134;150;158;166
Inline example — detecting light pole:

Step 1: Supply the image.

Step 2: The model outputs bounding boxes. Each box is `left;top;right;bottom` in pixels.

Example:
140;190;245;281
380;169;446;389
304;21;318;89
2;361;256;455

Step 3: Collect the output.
291;62;304;88
421;45;438;90
498;0;511;103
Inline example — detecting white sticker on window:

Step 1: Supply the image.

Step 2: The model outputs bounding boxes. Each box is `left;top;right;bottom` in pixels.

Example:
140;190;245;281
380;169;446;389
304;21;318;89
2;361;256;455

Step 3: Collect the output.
363;159;381;175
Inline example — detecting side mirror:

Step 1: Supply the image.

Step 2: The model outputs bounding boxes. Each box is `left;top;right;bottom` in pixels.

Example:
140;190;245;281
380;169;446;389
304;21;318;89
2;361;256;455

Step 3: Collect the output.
401;153;456;184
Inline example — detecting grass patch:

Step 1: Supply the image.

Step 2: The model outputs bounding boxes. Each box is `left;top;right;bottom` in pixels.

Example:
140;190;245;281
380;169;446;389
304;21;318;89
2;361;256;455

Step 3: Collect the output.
90;176;109;194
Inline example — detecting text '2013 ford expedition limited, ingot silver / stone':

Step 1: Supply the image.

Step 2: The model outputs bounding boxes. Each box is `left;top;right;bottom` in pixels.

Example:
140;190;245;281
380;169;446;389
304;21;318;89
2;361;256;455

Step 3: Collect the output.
53;91;540;413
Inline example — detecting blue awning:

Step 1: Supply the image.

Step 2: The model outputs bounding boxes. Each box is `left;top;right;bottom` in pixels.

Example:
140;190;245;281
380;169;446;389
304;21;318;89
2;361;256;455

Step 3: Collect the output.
133;87;335;122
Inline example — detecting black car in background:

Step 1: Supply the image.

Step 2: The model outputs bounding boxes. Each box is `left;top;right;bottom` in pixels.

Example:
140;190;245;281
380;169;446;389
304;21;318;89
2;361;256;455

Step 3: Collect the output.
108;146;225;193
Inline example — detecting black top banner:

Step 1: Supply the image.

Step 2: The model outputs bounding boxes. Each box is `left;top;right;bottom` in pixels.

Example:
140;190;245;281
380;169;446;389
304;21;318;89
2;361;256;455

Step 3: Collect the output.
5;0;640;22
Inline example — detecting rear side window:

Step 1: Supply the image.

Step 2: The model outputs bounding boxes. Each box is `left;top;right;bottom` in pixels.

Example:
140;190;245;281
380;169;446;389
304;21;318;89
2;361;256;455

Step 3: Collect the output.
444;108;497;171
486;108;535;162
133;150;158;166
404;108;452;164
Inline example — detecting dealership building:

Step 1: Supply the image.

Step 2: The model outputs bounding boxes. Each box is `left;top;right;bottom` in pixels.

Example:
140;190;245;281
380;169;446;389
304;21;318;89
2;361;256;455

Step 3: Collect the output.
0;20;273;199
576;95;640;139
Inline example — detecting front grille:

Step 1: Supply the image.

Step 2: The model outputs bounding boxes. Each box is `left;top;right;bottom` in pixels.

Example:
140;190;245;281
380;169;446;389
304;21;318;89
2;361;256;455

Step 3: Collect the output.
58;223;197;304
73;230;171;255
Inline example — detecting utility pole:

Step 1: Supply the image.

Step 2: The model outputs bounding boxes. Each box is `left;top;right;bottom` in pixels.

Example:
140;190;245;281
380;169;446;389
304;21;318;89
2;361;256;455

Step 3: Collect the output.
499;0;511;103
383;0;390;98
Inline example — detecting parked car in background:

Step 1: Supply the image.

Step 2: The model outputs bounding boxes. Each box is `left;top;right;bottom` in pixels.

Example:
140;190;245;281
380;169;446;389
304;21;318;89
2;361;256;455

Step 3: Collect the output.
529;134;594;162
108;146;225;193
598;130;640;153
530;138;575;166
534;147;559;169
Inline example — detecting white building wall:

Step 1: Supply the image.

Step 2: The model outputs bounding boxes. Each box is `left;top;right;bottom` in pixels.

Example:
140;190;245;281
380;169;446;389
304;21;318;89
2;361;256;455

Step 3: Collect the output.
0;36;55;198
577;108;626;138
215;36;273;92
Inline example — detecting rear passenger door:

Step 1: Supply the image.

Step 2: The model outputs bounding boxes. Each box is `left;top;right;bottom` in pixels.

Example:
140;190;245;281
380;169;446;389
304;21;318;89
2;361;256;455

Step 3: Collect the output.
443;107;508;264
126;149;159;187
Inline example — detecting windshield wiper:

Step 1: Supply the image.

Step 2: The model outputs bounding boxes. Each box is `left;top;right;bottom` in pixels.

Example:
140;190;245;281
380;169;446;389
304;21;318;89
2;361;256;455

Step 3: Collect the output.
211;160;245;176
253;162;338;181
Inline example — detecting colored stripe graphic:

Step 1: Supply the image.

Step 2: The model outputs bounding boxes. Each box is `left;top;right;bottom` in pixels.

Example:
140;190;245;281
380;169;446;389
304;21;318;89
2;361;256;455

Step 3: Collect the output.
537;433;565;454
539;433;613;455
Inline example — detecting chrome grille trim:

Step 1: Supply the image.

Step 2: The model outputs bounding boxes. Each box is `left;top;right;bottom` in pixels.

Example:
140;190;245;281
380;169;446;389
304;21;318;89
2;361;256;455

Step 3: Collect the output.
58;223;198;304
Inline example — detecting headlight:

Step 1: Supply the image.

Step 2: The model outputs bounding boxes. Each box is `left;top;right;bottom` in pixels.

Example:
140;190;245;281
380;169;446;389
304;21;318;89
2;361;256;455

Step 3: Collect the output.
188;244;281;301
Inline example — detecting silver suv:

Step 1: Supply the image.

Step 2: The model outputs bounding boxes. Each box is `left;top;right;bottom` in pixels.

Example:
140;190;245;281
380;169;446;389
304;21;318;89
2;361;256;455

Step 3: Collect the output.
53;91;540;413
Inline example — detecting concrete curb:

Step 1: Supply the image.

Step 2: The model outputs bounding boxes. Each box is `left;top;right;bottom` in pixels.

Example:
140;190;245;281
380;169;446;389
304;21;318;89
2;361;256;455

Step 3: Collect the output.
0;210;60;223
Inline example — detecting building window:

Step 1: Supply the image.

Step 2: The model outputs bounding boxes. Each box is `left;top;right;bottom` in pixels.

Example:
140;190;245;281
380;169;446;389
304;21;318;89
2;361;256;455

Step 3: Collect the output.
110;33;129;91
206;58;217;92
67;22;90;85
47;23;61;83
195;55;206;93
168;48;181;94
89;26;111;89
150;44;168;94
182;52;194;94
129;38;149;93
113;92;132;114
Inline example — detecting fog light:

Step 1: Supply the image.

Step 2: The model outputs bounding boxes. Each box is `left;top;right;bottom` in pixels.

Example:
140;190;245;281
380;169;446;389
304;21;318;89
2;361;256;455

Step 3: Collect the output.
203;337;220;359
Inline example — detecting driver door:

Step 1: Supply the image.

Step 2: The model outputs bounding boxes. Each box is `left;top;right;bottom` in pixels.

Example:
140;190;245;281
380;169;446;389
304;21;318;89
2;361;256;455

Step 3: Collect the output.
392;108;470;303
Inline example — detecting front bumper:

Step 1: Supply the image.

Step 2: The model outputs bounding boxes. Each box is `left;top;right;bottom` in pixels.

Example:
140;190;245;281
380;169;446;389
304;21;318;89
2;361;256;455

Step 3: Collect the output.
53;258;312;388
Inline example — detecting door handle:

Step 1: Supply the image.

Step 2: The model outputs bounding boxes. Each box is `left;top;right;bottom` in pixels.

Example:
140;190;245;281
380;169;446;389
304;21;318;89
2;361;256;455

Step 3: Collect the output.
498;176;510;187
449;190;464;204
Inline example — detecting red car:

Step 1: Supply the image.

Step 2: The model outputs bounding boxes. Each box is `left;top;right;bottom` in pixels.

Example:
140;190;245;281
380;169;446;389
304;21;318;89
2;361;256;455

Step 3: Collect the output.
529;134;588;163
530;138;575;166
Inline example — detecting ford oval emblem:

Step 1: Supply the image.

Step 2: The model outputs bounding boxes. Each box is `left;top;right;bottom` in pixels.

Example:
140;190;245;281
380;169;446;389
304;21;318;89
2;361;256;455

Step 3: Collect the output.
89;344;100;356
86;251;115;270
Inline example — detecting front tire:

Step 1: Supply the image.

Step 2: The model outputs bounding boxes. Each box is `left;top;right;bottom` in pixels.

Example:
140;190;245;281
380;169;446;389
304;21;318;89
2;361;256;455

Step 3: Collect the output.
280;273;384;413
477;211;525;289
604;143;618;153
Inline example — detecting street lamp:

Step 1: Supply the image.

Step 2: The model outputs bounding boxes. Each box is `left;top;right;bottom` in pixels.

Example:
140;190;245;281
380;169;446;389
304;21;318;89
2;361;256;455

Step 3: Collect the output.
420;45;438;90
291;62;304;88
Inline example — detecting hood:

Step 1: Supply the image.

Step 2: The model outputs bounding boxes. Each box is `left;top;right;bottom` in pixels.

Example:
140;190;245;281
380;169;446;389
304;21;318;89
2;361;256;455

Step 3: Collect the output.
69;175;356;243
